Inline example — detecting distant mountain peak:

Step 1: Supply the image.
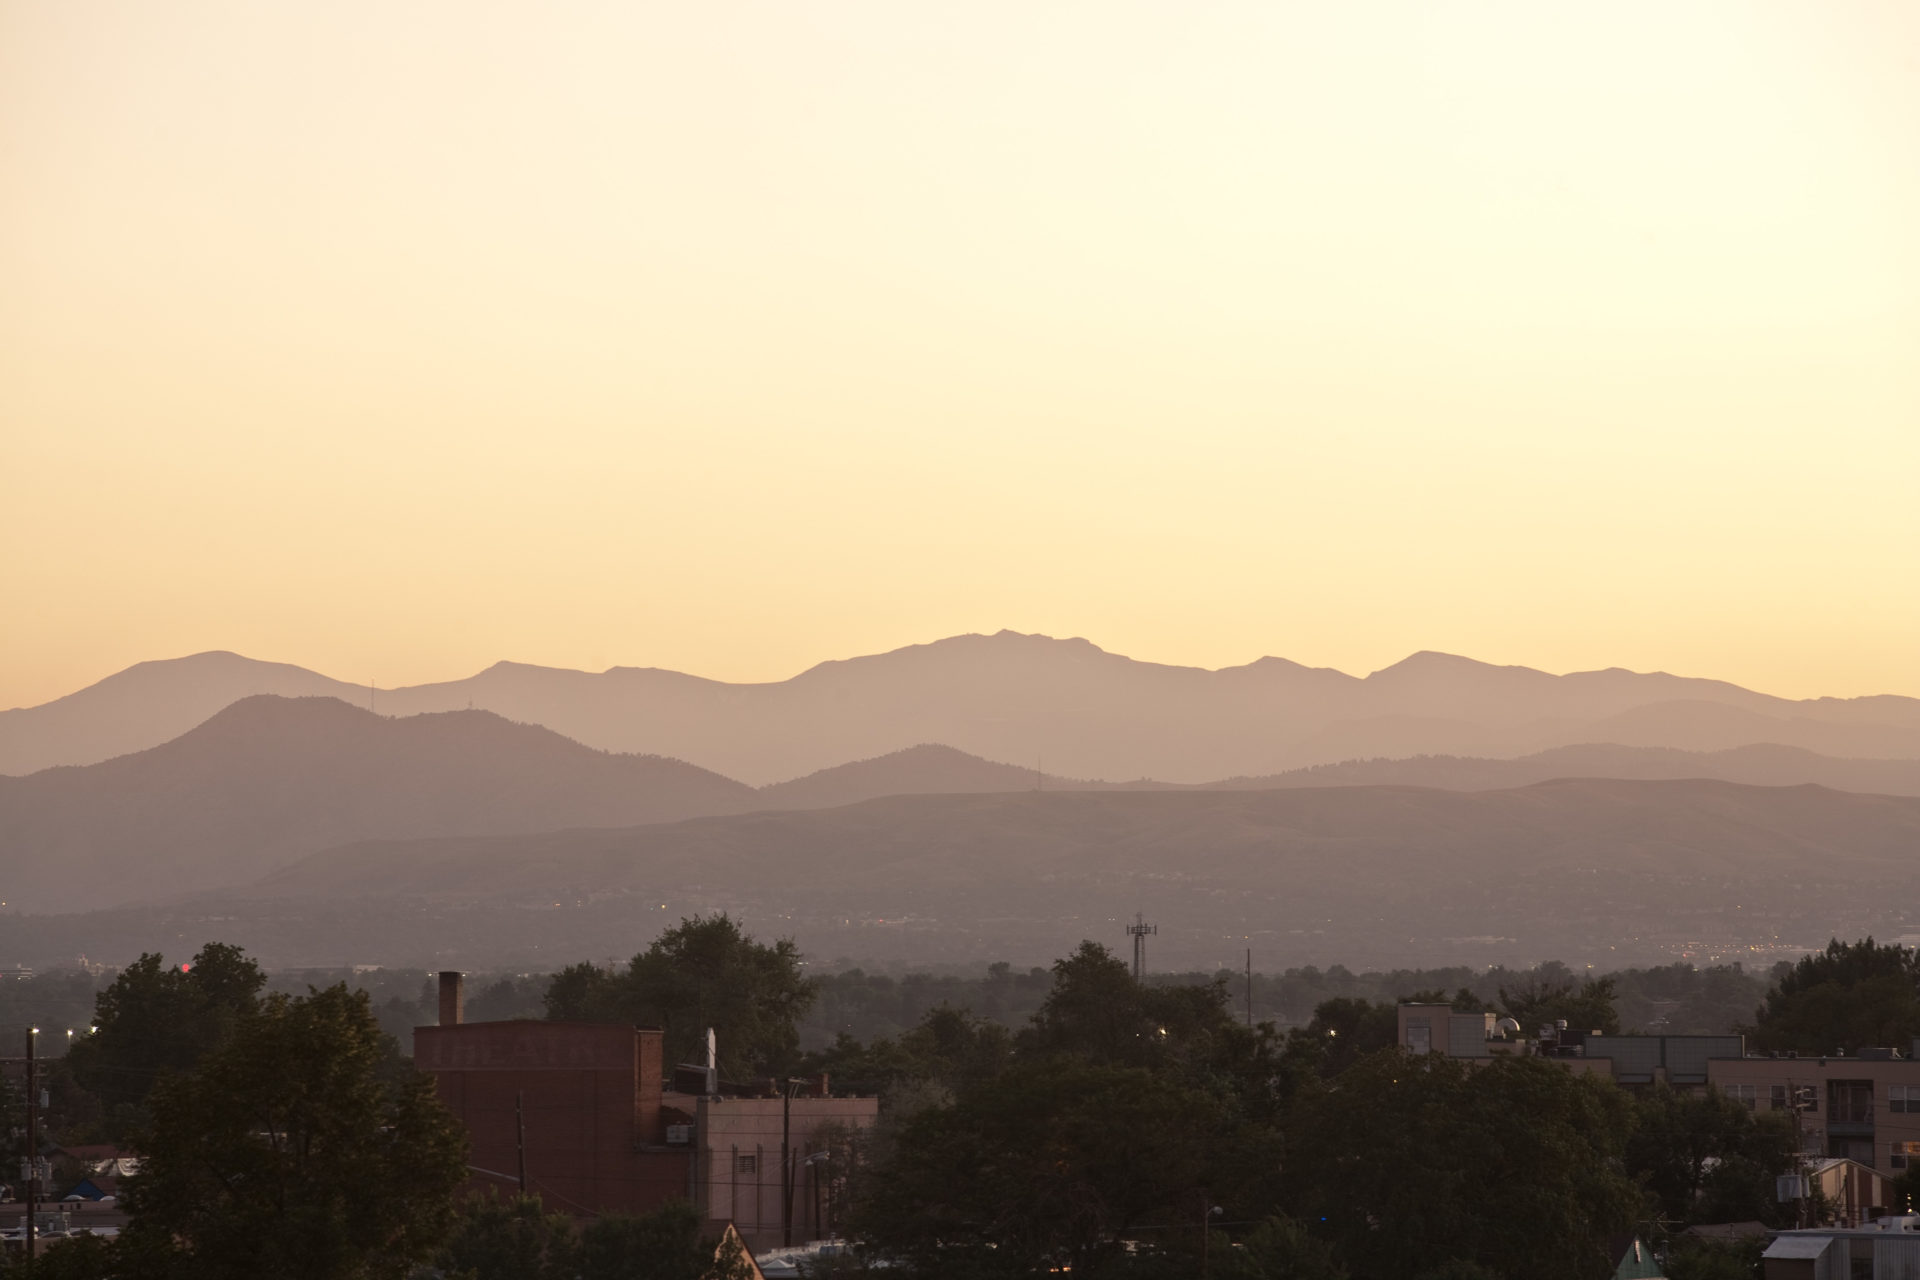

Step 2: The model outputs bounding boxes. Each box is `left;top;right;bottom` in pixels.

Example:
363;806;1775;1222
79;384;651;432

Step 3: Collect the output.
1367;651;1511;678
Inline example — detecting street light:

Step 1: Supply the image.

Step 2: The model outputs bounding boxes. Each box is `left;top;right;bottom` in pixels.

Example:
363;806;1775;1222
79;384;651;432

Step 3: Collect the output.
1196;1192;1226;1278
804;1151;831;1239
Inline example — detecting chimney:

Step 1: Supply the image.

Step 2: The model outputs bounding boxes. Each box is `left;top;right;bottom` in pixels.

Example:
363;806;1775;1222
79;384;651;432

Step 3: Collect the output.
816;1072;831;1098
438;971;464;1027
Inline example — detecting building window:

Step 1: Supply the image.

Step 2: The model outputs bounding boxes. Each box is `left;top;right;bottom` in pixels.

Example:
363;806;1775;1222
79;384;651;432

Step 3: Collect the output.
1770;1085;1788;1111
1830;1081;1873;1124
1723;1083;1757;1111
1891;1085;1920;1114
1406;1017;1431;1054
736;1155;757;1175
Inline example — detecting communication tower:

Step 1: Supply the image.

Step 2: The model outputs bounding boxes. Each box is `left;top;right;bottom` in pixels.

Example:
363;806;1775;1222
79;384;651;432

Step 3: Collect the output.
1126;913;1156;979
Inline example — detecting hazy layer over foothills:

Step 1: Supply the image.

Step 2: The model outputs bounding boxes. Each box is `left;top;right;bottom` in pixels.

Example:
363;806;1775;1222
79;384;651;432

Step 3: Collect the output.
4;632;1919;974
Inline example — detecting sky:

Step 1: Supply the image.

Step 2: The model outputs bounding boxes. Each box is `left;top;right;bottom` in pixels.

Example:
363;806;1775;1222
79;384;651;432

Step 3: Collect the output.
4;1;1917;709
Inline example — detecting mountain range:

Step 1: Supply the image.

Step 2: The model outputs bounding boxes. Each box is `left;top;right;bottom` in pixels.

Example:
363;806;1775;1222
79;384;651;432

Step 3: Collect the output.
7;632;1920;783
9;691;1920;917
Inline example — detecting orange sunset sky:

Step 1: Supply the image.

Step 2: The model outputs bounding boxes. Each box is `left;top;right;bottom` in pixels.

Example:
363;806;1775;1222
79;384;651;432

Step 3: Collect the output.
3;2;1917;709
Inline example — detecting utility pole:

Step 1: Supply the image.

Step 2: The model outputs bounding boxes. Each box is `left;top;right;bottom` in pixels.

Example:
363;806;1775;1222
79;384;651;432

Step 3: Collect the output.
781;1078;799;1247
515;1090;527;1194
1126;913;1156;980
1199;1189;1213;1279
1246;949;1253;1029
25;1028;37;1263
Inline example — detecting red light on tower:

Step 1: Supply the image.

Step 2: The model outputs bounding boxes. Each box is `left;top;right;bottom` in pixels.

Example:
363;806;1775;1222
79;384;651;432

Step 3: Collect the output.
179;963;192;972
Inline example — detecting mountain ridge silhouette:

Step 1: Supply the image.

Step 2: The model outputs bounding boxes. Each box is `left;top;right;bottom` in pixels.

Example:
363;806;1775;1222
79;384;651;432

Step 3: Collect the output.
5;631;1918;782
9;693;1920;915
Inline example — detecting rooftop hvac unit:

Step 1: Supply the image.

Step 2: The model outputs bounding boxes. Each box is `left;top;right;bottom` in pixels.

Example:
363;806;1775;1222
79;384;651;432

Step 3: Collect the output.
665;1124;692;1146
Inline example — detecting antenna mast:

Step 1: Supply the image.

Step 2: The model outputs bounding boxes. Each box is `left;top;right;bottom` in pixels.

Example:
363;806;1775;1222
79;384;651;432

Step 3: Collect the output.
1126;912;1157;980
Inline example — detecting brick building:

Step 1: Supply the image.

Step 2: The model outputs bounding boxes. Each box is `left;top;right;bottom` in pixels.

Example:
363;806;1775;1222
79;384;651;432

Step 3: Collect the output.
415;973;877;1248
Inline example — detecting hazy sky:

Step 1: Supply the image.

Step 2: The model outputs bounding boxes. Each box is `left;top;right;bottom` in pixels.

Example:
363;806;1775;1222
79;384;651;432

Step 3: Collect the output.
4;1;1917;709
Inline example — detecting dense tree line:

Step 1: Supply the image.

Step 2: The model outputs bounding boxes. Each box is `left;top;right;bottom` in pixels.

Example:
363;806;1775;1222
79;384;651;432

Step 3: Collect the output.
790;937;1920;1277
8;930;1920;1278
0;952;1776;1073
1750;937;1920;1055
802;956;1772;1047
433;1196;754;1280
834;943;1697;1280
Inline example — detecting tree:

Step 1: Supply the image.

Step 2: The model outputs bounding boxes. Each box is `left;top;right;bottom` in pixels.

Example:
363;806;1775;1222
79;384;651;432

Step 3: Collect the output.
1020;942;1243;1072
576;1202;755;1280
116;983;469;1280
1750;938;1920;1054
545;915;815;1077
15;1233;123;1279
1663;1237;1767;1280
1496;975;1621;1037
435;1196;755;1280
1017;941;1296;1183
438;1193;578;1280
1216;1215;1349;1280
1284;1051;1641;1280
65;943;265;1130
1892;1164;1920;1214
1281;997;1399;1078
855;1059;1234;1278
1626;1084;1797;1228
801;1004;1013;1098
1411;1265;1505;1280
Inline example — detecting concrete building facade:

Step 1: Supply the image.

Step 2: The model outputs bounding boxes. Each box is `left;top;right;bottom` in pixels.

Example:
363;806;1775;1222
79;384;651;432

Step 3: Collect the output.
1705;1054;1920;1175
689;1095;876;1244
1398;1004;1920;1179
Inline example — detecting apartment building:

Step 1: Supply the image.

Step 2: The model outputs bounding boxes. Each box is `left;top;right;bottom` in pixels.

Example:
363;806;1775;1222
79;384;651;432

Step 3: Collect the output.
1397;1003;1920;1176
1707;1051;1920;1174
